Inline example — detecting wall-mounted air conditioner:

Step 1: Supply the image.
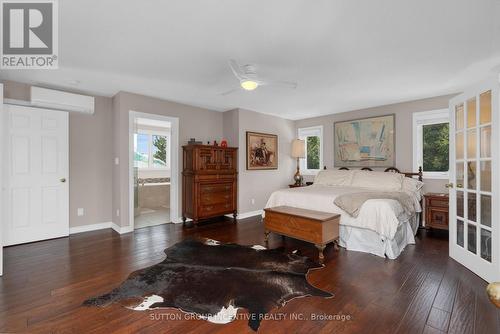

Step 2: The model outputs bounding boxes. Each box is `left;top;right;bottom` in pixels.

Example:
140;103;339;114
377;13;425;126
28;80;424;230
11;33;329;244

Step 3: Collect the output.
30;86;95;114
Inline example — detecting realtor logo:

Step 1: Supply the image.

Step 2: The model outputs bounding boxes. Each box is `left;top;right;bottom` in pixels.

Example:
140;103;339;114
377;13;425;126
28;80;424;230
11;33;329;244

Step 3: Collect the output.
1;0;58;69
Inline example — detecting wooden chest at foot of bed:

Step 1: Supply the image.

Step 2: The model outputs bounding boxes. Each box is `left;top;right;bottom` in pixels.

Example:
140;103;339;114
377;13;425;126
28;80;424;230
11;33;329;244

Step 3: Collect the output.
263;206;340;263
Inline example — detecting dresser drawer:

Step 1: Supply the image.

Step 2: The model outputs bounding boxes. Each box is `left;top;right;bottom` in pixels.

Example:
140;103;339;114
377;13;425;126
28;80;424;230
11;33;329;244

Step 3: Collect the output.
427;197;448;208
427;208;449;230
200;202;234;216
199;183;233;194
200;192;232;205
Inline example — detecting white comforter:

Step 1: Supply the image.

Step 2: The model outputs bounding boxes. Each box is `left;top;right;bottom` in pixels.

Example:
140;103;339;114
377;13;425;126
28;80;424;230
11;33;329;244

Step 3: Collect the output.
265;185;422;240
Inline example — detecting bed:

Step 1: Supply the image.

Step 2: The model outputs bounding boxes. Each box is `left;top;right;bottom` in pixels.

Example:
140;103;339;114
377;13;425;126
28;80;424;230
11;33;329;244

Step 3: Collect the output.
265;167;424;259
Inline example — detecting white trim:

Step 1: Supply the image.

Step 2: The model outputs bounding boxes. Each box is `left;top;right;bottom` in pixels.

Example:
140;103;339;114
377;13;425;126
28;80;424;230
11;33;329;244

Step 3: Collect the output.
235;210;264;220
68;222;149;235
173;217;192;223
111;222;134;234
69;222;114;235
412;109;450;179
129;111;180;232
0;84;4;276
298;125;324;175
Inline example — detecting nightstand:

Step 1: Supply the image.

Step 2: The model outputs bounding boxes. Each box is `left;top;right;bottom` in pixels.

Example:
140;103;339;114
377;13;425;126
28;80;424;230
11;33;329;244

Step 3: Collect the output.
424;193;449;230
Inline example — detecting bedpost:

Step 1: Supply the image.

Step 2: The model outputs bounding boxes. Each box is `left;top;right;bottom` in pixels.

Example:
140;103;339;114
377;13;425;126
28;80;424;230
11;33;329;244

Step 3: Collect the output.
418;166;423;182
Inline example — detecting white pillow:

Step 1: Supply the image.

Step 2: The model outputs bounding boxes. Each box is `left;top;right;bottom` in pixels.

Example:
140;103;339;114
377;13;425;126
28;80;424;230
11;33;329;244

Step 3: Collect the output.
350;170;404;191
313;170;354;186
402;177;424;193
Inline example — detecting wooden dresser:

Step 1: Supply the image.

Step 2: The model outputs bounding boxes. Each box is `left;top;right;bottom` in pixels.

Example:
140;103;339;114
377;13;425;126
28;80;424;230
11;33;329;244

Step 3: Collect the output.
182;145;238;225
424;193;449;230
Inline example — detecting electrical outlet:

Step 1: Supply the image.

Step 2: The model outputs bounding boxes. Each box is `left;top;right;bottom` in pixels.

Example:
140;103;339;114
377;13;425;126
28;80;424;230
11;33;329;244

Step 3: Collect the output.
115;157;119;165
77;208;84;216
251;198;255;205
116;209;120;217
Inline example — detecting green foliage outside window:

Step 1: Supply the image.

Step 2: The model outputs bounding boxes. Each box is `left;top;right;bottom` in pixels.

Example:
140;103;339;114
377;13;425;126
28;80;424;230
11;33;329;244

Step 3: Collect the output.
307;136;320;170
153;135;167;167
423;123;449;172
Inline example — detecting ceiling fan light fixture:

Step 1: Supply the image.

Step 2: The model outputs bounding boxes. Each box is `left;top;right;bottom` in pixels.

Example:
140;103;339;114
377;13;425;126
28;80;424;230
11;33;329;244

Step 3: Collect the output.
240;80;259;91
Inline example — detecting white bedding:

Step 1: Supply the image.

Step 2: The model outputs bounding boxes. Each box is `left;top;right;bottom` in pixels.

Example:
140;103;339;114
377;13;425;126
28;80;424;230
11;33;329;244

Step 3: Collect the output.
339;215;418;259
264;185;422;240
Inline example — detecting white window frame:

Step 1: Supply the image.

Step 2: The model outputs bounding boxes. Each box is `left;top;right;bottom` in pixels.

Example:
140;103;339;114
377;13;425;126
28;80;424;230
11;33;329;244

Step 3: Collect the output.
412;109;450;179
298;125;323;175
134;129;170;170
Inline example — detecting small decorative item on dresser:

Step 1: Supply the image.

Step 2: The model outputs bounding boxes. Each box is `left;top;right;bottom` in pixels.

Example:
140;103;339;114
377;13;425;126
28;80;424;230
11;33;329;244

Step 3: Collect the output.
188;138;202;145
221;138;228;148
424;192;449;230
213;140;218;146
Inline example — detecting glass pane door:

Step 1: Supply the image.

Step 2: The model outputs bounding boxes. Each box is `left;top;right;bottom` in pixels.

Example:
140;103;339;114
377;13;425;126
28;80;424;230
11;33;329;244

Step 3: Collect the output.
449;79;498;282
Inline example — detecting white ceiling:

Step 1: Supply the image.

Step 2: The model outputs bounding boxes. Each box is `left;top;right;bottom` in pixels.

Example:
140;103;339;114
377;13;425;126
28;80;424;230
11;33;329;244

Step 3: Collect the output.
1;0;500;120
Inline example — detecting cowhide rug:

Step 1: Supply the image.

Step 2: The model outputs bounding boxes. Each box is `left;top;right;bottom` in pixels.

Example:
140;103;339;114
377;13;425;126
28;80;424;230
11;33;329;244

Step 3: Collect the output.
83;238;333;331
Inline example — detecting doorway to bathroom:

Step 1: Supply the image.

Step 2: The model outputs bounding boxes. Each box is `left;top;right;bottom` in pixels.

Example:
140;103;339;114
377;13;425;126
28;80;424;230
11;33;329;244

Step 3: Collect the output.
129;112;179;230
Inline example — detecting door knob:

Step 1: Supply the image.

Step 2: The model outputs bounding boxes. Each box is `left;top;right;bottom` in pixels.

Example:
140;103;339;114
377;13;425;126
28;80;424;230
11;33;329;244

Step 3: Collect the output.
445;183;454;188
60;178;67;183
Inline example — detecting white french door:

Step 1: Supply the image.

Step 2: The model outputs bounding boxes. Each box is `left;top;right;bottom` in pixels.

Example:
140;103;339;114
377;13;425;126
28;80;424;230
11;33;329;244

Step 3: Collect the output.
3;104;69;246
449;78;499;282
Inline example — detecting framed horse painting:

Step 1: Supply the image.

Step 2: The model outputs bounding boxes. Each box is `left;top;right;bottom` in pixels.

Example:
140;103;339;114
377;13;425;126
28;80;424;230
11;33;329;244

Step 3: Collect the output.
246;131;278;170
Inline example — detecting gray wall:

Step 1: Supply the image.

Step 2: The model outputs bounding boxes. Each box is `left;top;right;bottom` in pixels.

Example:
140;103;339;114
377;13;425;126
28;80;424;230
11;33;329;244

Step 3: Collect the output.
295;94;456;193
223;109;296;214
2;81;114;227
69;96;113;227
222;109;239;148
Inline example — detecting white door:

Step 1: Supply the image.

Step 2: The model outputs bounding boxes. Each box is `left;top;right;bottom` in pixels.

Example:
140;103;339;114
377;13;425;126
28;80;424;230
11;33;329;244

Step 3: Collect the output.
3;104;69;246
449;78;499;282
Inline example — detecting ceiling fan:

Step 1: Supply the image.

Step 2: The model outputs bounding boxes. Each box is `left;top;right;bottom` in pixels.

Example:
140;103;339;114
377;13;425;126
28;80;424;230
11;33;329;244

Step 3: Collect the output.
220;59;298;95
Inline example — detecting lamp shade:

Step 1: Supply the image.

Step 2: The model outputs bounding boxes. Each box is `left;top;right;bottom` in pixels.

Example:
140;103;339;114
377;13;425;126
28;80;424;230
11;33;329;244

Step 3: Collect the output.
291;139;306;158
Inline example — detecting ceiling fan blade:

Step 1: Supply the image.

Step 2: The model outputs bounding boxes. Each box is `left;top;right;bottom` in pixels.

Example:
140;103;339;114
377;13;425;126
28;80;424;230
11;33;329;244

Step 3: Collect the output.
229;59;247;80
219;88;240;96
260;79;298;89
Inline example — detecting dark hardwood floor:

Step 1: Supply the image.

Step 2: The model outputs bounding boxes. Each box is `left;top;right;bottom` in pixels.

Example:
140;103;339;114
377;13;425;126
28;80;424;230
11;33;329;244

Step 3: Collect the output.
0;217;498;333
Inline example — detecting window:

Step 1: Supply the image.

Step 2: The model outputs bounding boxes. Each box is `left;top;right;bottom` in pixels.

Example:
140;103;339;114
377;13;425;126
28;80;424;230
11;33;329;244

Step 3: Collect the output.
413;109;450;179
298;126;323;174
134;131;169;169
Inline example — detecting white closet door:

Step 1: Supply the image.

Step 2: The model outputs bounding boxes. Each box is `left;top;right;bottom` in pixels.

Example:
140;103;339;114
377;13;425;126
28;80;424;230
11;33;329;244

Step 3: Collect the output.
449;78;499;282
0;85;4;275
3;104;69;246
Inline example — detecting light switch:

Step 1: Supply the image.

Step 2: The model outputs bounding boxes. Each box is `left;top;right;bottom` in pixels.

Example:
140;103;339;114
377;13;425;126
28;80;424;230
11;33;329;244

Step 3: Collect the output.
77;208;84;216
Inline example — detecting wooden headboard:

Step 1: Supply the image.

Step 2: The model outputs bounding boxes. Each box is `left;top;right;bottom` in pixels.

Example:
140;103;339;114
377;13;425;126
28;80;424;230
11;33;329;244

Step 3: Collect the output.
326;166;423;182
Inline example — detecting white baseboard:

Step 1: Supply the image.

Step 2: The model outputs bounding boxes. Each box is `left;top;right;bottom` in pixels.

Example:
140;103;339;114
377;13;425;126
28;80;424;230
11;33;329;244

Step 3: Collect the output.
70;222;133;235
234;210;264;220
68;211;261;235
171;216;187;224
69;222;113;235
111;223;133;234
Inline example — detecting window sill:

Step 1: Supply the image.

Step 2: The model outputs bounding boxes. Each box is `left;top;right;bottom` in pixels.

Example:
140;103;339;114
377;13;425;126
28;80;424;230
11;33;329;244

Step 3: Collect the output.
136;168;170;171
422;172;449;180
